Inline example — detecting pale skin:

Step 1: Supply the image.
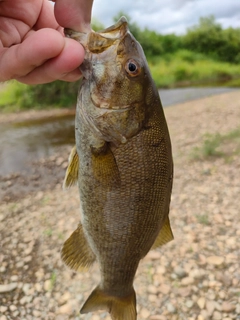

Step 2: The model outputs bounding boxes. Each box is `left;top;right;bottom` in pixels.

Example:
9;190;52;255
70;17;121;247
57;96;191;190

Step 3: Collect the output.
0;0;94;84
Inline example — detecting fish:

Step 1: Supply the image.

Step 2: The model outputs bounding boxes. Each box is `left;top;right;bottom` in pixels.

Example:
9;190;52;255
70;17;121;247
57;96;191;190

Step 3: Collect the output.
61;17;174;320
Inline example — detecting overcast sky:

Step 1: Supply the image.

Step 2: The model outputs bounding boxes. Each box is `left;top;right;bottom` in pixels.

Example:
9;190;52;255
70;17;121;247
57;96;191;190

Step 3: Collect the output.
92;0;240;34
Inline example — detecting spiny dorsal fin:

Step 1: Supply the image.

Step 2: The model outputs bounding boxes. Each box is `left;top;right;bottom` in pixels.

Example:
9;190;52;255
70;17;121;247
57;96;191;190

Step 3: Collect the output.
151;217;174;249
63;145;79;189
61;224;95;272
81;286;137;320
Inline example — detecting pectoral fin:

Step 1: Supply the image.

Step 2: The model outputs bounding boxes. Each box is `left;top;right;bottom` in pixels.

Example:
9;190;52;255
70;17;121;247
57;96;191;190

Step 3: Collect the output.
151;217;174;249
63;146;79;189
61;224;96;271
91;144;121;189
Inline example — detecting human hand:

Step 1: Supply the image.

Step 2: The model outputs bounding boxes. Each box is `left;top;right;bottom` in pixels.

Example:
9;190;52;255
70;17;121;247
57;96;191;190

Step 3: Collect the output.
0;0;93;84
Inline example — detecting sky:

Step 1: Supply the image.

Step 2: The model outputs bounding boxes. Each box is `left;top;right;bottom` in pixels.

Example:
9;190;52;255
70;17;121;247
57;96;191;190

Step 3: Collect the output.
92;0;240;34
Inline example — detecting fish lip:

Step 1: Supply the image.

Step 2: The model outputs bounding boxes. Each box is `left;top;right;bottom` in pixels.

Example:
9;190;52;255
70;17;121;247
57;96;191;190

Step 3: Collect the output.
90;95;131;111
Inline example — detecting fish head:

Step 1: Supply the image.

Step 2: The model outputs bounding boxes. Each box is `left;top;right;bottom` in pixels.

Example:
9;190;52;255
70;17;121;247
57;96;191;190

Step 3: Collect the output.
67;17;158;145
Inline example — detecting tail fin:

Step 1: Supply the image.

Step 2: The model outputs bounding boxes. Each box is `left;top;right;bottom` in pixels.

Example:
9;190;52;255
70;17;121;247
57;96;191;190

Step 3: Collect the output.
80;286;137;320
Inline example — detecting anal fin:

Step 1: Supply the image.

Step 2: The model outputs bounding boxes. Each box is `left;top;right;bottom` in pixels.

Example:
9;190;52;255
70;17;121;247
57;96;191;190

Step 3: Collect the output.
61;224;95;271
63;145;79;189
151;217;174;249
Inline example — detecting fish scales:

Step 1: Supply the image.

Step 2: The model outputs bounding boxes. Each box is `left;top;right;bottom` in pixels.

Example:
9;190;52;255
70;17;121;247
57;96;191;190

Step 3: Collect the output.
61;17;173;320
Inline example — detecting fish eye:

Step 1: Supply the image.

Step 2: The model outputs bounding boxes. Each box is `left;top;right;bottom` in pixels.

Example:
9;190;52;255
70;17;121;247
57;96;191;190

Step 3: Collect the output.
125;59;140;76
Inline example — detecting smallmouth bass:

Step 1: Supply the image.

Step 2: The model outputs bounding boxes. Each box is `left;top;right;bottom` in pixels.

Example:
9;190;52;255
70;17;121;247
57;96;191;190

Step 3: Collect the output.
62;17;174;320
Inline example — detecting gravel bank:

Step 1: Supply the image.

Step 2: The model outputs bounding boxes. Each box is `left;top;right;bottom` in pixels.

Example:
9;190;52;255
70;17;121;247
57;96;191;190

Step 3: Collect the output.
1;91;240;320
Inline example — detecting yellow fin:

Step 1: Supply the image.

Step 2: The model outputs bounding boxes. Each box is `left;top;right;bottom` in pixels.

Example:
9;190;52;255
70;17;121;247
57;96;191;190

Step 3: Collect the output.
92;145;121;189
61;224;95;271
81;286;137;320
63;145;79;189
151;217;174;249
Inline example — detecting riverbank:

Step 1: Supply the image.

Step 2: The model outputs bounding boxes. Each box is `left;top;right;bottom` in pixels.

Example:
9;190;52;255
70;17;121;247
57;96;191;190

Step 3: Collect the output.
1;91;240;320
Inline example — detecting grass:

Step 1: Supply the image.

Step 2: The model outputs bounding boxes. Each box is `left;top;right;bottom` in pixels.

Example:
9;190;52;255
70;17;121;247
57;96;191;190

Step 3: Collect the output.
149;50;240;88
192;127;240;160
196;214;210;225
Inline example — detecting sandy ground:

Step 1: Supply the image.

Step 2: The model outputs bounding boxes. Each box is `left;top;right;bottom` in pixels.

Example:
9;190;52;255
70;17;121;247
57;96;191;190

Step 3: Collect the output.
0;91;240;320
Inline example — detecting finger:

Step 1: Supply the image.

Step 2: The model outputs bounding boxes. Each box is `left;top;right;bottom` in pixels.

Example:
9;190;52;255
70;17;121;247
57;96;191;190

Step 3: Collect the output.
0;28;66;82
16;36;84;84
54;0;94;32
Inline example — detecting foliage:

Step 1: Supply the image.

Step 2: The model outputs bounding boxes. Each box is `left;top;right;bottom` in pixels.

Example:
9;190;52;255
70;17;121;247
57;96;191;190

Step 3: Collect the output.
183;16;240;63
149;51;240;88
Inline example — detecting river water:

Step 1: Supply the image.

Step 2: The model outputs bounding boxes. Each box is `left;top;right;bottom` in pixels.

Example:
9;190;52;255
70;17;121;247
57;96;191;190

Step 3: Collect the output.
0;87;238;176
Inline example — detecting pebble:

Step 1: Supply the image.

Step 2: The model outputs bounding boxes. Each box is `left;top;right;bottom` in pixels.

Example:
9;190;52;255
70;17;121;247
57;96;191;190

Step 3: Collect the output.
58;303;73;315
0;283;18;293
212;310;222;319
221;301;235;313
197;297;206;309
140;308;151;318
0;306;7;313
166;303;176;314
206;256;224;266
44;279;52;291
181;276;194;286
206;300;216;316
158;283;171;295
186;300;194;308
9;305;17;311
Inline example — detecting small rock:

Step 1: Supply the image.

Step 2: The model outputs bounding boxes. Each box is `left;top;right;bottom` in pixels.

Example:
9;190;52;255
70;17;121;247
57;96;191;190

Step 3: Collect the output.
147;284;158;294
177;287;192;297
174;266;187;278
0;316;7;320
212;311;221;319
0;283;18;293
181;277;194;286
156;266;166;274
166;303;176;314
221;301;235;313
9;305;17;311
16;261;24;268
206;300;215;316
0;266;6;273
32;310;42;317
140;308;151;318
158;283;171;295
197;297;206;309
22;283;31;295
10;275;18;282
0;306;7;313
206;256;224;266
58;303;73;315
185;300;194;308
44;279;52;291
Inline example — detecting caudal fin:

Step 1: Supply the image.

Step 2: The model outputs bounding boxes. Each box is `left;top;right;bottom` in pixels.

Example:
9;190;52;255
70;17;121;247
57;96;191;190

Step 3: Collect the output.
80;286;137;320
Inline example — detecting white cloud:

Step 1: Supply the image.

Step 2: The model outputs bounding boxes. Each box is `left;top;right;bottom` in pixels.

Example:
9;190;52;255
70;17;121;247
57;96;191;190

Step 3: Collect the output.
92;0;240;34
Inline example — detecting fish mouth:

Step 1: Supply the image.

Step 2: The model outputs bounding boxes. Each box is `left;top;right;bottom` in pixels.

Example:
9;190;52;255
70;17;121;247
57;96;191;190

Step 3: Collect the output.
90;95;132;111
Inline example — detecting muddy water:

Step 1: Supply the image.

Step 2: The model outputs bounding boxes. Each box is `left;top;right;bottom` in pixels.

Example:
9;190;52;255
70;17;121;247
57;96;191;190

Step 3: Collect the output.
0;87;238;176
0;115;75;176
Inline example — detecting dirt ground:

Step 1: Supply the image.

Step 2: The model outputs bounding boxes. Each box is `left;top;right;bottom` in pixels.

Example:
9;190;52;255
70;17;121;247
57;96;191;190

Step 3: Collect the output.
0;91;240;320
